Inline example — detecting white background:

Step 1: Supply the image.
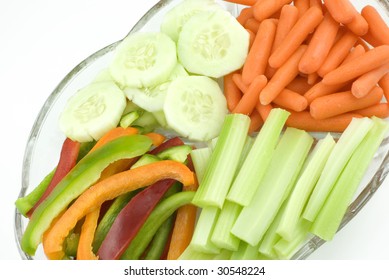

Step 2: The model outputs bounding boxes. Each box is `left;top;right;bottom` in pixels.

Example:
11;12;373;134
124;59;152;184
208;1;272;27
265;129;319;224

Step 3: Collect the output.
0;0;388;261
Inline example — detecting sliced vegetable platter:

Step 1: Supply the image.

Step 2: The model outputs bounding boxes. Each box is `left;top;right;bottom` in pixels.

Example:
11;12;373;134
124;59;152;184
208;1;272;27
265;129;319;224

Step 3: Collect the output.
15;0;389;260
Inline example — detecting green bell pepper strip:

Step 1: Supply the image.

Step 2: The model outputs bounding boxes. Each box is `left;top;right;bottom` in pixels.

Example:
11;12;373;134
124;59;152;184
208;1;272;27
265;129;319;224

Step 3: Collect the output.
21;134;152;256
120;191;195;260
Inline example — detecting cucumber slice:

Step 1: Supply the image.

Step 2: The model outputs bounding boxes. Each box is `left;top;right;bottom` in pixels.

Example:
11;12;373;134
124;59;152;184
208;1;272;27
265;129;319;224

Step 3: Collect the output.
177;9;249;78
124;63;188;112
161;0;222;42
163;76;228;141
59;81;126;142
109;32;177;88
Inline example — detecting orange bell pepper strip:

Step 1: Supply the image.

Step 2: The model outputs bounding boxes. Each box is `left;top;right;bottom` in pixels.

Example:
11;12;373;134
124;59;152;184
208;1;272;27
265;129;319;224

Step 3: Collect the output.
42;160;195;260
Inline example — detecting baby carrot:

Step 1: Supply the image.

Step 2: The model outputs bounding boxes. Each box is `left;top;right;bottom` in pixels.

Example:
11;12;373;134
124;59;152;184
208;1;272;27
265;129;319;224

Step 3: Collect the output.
273;88;308;112
232;73;249;93
379;73;389;102
323;0;356;24
224;72;242;112
246;28;256;49
294;0;310;18
351;62;389;98
224;0;257;5
236;7;254;26
309;0;322;10
286;75;313;94
304;81;350;104
322;45;389;85
310;87;384;120
269;6;323;68
286;111;362;132
244;18;260;33
299;12;340;74
233;75;268;115
346;12;369;37
271;5;299;54
307;72;319;85
261;45;308;105
317;30;358;77
256;103;274;121
242;19;277;85
342;44;366;65
253;0;293;22
248;110;264;133
353;103;389;118
361;5;389;46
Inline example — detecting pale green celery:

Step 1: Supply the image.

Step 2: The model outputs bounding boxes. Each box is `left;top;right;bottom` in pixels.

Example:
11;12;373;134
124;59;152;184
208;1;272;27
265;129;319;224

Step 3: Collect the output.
227;108;290;206
230;242;260;260
236;136;255;173
119;110;141;128
303;117;374;222
192;114;250;208
212;249;233;260
211;200;242;251
231;127;313;246
190;147;212;184
273;219;311;259
310;117;389;241
178;245;216;260
190;206;220;254
276;133;335;241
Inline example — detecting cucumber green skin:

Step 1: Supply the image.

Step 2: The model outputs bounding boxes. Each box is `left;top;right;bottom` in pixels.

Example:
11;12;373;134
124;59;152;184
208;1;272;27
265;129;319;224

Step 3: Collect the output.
120;191;195;260
21;135;152;256
156;145;192;163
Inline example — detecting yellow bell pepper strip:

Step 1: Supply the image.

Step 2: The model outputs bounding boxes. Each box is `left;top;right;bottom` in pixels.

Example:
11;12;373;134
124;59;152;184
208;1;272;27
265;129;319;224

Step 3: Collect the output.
21;135;152;256
27;138;80;217
42;160;195;260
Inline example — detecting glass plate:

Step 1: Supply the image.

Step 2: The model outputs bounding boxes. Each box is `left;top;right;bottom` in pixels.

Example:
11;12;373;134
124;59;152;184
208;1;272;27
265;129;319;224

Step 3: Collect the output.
14;0;389;260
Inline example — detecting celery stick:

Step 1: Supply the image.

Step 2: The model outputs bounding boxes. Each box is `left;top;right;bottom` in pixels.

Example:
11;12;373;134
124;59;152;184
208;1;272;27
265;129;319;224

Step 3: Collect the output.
190;206;220;254
192;114;250;208
190;147;212;184
212;249;233;260
303;117;374;222
310;117;389;241
178;245;216;260
231;127;313;246
230;242;260;260
273;219;311;259
211;200;242;251
227;108;290;206
276;133;335;241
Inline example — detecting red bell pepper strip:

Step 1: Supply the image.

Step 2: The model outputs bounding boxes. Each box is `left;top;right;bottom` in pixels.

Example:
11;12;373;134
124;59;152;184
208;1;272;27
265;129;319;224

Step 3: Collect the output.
27;138;80;217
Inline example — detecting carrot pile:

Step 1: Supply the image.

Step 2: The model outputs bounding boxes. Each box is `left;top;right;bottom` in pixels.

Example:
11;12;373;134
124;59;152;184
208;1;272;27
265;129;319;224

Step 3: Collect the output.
224;0;389;133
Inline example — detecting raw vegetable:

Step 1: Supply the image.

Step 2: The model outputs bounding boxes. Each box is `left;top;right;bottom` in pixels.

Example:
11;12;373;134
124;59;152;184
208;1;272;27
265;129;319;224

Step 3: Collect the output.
361;5;389;46
227;108;289;206
42;160;195;260
192;113;250;208
109;32;177;88
231;127;313;246
160;0;222;42
120;191;195;260
310;117;389;241
303;117;374;222
177;9;249;78
59;81;126;142
21;135;152;256
163;76;228;142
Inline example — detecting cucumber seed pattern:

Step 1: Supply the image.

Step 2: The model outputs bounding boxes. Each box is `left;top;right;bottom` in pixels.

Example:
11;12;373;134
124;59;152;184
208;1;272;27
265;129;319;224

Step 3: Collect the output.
193;24;230;60
124;41;156;71
181;89;214;123
73;95;106;123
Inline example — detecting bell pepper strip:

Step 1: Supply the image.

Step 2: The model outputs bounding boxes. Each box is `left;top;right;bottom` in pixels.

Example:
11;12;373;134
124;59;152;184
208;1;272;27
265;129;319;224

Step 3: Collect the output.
144;214;175;260
89;127;138;153
27;138;81;217
120;191;196;260
42;160;195;260
21;135;152;256
15;168;56;217
77;209;100;260
149;137;185;155
97;179;177;260
167;157;199;260
144;132;166;147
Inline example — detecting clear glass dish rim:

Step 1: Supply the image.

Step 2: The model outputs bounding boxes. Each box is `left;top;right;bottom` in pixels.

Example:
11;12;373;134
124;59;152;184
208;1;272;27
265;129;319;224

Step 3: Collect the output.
14;0;389;260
